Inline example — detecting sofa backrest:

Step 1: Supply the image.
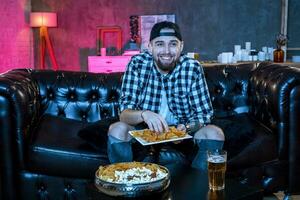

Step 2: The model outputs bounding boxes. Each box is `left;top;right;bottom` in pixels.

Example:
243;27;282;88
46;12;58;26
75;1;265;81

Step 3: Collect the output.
31;70;123;122
31;64;258;122
203;63;256;118
249;63;300;158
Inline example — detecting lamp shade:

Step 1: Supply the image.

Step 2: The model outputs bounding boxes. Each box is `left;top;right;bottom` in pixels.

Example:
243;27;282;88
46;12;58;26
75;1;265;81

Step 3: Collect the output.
30;12;57;27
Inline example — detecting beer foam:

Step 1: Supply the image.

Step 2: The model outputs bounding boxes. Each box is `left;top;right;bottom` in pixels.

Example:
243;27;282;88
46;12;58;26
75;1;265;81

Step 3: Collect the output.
208;155;226;163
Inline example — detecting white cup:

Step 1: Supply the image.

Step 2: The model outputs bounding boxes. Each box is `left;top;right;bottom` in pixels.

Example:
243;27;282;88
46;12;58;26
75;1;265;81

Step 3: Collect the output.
292;56;300;63
262;47;268;53
234;45;241;55
245;42;251;51
258;51;265;61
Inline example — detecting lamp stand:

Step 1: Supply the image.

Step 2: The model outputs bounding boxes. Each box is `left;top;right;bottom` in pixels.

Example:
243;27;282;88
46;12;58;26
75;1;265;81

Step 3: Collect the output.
39;26;58;70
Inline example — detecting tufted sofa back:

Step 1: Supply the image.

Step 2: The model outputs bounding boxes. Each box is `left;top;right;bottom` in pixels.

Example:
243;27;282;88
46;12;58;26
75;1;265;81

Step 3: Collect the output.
32;65;258;124
249;63;300;158
203;63;256;118
31;70;123;122
16;64;293;146
204;62;300;159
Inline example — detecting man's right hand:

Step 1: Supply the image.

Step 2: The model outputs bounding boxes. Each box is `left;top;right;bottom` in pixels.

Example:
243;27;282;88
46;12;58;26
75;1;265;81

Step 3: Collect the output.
141;110;169;134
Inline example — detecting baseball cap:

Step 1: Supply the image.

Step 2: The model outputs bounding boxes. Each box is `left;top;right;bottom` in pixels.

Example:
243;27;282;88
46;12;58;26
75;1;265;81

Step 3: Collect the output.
149;21;182;41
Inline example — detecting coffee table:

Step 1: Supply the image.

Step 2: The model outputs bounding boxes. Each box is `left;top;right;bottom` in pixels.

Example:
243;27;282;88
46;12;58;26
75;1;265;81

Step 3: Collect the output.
86;164;263;200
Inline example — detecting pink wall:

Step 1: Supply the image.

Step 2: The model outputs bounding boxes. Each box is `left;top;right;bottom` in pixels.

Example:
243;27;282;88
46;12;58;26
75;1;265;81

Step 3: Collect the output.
1;1;283;73
32;0;179;71
0;0;33;73
0;0;179;72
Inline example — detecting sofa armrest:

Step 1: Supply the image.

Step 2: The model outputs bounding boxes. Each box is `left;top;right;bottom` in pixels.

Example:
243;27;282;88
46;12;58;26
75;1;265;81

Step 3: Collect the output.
0;69;40;199
0;69;41;166
288;85;300;194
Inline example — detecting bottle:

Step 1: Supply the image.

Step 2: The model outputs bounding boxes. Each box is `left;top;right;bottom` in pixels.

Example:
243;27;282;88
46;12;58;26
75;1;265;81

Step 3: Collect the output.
273;47;284;63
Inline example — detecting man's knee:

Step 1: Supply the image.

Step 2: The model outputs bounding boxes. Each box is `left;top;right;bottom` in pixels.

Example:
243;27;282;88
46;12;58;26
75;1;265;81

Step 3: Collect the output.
108;121;132;141
194;125;224;141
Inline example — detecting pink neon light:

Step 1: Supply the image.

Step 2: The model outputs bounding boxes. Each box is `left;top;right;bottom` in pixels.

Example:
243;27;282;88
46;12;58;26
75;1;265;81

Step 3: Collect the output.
30;12;57;27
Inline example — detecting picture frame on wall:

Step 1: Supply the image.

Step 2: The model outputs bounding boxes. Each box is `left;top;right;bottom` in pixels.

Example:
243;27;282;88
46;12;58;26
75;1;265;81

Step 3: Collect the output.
96;26;122;56
139;14;175;52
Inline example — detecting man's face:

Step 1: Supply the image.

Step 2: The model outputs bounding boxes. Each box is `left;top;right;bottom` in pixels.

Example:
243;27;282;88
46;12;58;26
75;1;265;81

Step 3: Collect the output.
149;28;184;73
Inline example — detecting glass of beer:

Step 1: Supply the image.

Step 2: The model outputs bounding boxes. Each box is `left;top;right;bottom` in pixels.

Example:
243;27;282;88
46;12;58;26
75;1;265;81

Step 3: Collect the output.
207;149;227;191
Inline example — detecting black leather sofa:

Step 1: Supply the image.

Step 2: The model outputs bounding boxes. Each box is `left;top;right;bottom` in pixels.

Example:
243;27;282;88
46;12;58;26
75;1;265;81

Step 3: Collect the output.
1;62;300;199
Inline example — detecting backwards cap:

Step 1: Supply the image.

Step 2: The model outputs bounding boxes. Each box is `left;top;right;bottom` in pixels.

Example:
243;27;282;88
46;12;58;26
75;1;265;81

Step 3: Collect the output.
149;21;182;41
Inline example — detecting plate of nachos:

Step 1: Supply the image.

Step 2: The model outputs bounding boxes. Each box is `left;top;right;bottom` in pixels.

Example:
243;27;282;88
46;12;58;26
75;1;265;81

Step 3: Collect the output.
95;162;170;197
129;126;193;146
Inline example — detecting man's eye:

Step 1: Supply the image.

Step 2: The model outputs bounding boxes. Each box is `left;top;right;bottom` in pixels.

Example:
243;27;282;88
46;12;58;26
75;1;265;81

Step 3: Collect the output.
170;42;178;47
156;43;163;47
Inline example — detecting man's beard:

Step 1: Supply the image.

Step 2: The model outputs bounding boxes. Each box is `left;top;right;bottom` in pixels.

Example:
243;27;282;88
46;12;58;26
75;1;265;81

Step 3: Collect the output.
155;55;177;72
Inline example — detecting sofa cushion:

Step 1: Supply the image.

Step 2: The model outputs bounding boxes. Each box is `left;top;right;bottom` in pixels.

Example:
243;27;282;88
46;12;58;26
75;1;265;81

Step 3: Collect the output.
27;114;110;178
77;117;119;151
77;121;158;162
212;113;277;170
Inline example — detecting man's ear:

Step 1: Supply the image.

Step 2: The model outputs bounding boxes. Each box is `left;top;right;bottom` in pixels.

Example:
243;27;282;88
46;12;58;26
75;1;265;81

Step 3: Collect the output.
148;42;153;54
180;41;184;52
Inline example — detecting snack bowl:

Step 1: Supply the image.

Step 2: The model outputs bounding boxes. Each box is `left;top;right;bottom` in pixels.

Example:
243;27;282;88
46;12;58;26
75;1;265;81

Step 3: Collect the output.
95;162;170;197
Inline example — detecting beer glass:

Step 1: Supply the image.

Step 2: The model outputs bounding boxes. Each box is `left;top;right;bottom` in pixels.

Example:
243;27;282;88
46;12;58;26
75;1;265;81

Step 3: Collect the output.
207;149;227;191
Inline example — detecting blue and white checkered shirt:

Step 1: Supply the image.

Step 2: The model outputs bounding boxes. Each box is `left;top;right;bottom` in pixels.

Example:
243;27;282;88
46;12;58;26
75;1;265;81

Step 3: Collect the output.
119;52;213;125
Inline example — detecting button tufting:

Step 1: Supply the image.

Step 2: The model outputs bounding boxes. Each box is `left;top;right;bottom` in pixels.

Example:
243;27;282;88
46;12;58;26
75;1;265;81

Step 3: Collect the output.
48;93;54;99
215;85;223;94
37;185;49;199
68;92;77;101
234;82;243;94
58;109;65;116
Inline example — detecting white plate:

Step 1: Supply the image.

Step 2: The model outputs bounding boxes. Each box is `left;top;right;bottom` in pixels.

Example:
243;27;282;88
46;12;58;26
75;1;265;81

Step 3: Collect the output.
129;130;193;146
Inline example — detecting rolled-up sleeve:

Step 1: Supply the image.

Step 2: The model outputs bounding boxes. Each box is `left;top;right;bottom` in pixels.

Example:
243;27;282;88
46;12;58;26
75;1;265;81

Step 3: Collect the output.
119;58;140;112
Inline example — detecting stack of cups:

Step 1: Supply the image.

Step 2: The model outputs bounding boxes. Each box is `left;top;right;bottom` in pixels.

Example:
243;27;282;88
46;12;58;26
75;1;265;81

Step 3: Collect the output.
268;47;274;61
234;45;241;62
245;42;251;52
218;52;234;64
258;51;266;61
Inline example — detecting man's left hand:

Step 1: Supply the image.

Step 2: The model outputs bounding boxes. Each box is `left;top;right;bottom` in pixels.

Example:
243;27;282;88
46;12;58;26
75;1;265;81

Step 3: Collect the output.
176;124;186;131
173;124;186;144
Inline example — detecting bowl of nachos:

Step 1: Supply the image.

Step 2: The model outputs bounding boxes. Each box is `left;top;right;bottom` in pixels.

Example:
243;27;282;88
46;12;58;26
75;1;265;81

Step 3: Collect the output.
95;162;170;197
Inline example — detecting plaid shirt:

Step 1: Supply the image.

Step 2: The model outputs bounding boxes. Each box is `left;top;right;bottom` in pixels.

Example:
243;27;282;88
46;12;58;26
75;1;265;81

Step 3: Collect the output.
120;52;213;125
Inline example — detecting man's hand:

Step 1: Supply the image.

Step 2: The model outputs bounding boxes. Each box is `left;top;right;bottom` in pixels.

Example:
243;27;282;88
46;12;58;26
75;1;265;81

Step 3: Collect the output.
176;124;186;132
171;124;186;144
141;110;169;133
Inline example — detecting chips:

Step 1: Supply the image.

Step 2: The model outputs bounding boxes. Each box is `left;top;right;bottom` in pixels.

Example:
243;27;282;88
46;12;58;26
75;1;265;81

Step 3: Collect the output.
97;162;168;183
131;126;186;142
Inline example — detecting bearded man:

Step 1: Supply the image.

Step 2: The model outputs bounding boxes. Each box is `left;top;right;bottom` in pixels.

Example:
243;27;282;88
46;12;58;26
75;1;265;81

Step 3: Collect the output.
107;21;224;171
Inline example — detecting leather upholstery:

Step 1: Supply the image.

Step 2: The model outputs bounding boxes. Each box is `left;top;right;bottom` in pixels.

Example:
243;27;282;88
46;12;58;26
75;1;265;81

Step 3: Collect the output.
204;64;255;117
288;85;300;195
1;63;300;199
27;114;109;178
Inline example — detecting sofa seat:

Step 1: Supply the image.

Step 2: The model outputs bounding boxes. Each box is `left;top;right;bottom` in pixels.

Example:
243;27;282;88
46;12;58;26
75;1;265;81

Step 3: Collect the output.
212;113;277;170
26;115;109;178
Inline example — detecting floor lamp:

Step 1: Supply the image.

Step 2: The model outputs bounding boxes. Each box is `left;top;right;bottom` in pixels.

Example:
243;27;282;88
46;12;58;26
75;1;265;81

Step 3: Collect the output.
30;12;58;70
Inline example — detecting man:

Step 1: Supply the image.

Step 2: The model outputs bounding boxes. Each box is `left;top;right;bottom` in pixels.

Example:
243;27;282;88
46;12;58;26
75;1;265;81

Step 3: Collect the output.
107;21;224;171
